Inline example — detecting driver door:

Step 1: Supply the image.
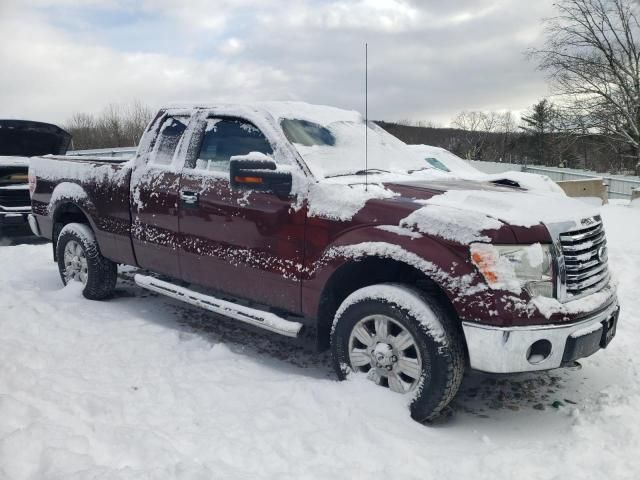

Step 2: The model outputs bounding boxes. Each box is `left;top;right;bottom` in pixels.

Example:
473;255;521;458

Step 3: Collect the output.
177;116;305;313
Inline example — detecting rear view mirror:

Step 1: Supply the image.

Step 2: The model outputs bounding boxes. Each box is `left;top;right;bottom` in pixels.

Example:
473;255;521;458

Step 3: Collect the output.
229;154;292;197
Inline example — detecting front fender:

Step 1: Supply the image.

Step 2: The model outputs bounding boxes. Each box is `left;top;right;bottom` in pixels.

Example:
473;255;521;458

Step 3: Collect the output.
301;224;483;319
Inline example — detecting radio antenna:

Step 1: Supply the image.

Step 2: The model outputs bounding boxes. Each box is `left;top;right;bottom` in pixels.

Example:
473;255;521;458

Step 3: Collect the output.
365;42;368;192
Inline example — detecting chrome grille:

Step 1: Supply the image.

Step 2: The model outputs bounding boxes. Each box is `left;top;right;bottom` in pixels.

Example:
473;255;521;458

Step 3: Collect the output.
559;217;609;298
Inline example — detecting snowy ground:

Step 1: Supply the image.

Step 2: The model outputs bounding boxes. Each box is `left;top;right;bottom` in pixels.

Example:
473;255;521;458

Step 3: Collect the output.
1;203;639;479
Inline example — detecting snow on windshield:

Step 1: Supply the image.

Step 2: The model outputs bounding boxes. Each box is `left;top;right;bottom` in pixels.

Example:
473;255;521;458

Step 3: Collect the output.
281;118;427;179
406;145;480;174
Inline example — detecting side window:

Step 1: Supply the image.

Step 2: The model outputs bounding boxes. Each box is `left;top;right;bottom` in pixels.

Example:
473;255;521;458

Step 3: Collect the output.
193;118;273;173
149;116;188;166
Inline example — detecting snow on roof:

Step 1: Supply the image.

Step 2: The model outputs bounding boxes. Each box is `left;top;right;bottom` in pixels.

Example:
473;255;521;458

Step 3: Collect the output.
161;101;363;126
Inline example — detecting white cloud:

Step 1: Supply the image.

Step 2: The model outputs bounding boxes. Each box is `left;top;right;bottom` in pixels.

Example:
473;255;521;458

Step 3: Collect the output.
219;38;245;56
0;0;556;126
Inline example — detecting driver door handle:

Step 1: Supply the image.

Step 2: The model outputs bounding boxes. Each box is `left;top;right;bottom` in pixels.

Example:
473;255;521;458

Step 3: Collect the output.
180;190;199;206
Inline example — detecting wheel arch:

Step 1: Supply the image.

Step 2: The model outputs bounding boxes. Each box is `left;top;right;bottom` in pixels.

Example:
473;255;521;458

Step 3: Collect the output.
51;201;94;261
315;255;465;354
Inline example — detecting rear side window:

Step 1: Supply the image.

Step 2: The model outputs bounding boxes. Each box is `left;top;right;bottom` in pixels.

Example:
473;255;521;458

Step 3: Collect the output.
149;116;188;166
193;118;273;173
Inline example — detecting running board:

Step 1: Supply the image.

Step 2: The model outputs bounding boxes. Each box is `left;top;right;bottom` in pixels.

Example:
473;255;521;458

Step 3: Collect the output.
134;274;303;338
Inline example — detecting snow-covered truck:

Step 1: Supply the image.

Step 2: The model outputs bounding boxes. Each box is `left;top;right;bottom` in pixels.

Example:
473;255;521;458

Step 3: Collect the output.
28;102;620;422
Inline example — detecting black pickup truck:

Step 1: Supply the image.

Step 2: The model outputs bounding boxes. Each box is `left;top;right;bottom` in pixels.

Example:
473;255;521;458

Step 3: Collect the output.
0;120;70;235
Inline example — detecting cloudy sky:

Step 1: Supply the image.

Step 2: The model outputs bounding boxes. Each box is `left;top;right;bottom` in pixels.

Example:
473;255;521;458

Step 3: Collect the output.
0;0;556;127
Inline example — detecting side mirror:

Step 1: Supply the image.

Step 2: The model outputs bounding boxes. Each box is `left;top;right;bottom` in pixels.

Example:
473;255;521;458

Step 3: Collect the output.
229;153;292;197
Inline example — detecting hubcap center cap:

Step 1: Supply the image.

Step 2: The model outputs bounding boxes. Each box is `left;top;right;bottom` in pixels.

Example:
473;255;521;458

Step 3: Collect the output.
373;342;394;368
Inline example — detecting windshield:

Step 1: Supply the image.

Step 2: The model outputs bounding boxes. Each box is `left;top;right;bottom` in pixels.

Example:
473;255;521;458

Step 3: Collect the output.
281;118;428;179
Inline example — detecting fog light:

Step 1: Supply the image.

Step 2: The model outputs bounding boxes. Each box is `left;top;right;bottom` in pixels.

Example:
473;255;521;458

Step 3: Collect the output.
525;281;554;298
527;339;552;364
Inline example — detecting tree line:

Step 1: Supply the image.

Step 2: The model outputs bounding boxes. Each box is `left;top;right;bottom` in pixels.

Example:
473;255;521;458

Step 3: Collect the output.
65;101;153;151
383;97;636;174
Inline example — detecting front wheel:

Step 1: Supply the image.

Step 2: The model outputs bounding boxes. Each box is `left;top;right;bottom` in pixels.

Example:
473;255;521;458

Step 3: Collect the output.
331;283;465;422
56;223;117;300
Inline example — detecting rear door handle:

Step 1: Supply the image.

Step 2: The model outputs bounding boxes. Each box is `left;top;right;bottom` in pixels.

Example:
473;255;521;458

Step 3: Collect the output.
180;190;199;207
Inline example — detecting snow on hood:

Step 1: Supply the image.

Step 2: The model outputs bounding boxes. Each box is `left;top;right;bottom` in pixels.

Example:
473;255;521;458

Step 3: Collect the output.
400;203;503;244
406;145;479;174
406;144;565;195
306;181;397;221
383;178;598;243
305;175;597;233
422;187;599;228
480;171;565;195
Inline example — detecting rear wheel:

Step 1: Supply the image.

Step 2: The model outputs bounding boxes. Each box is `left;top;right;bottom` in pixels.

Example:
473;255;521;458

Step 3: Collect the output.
331;283;465;422
56;223;117;300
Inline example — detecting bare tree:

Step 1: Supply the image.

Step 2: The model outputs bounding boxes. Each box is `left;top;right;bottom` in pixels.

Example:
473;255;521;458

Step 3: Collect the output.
529;0;640;172
451;111;501;159
123;100;154;146
497;111;518;162
65;101;154;150
66;113;98;150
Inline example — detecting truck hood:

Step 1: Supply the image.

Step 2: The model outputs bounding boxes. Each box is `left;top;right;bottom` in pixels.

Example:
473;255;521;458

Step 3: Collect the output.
384;179;599;230
0;120;71;157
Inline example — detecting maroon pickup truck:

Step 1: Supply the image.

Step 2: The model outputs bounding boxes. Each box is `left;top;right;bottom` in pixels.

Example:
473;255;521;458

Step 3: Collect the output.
28;102;619;422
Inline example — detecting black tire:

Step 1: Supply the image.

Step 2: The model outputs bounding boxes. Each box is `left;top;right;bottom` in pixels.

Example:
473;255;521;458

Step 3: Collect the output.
56;222;117;300
331;283;465;423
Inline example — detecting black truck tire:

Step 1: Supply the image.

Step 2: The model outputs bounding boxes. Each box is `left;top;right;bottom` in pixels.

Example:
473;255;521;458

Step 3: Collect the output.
56;222;117;300
331;283;465;423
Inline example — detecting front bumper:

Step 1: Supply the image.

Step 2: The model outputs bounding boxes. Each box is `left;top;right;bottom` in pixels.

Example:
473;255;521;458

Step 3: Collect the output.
462;298;619;373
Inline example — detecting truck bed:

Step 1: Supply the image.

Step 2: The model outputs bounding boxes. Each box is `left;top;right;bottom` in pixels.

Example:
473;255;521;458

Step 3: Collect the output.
45;155;133;164
30;155;136;266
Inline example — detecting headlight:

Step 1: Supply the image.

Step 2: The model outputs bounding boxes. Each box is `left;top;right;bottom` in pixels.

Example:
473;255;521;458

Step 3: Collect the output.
470;243;554;298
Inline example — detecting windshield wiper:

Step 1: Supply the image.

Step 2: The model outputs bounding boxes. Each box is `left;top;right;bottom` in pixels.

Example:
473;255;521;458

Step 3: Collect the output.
407;167;432;174
326;168;391;179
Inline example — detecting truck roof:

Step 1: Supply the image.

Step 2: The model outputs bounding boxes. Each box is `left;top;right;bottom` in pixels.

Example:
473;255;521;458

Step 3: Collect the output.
160;101;363;127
